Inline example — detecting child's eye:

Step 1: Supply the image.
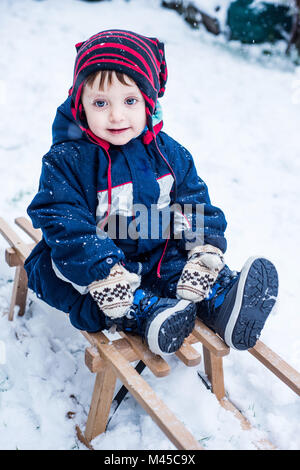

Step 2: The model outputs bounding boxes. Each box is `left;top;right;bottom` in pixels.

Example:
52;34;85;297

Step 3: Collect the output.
94;100;107;108
126;98;137;106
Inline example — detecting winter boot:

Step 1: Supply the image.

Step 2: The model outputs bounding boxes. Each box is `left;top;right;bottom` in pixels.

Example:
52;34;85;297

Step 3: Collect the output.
197;257;278;350
104;289;196;355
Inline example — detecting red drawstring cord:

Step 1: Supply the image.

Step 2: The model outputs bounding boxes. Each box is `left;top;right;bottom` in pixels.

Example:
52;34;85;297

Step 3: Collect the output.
154;135;177;199
82;128;112;232
99;148;112;231
156;235;169;278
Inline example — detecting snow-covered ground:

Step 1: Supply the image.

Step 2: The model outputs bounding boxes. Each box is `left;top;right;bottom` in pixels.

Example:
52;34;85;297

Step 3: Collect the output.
0;0;299;450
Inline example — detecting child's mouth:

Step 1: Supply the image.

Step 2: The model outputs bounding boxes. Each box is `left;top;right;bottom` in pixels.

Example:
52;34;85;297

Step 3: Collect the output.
108;128;129;135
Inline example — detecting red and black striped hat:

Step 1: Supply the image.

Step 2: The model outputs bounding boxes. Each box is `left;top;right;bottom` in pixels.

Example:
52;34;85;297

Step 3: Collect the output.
69;29;168;141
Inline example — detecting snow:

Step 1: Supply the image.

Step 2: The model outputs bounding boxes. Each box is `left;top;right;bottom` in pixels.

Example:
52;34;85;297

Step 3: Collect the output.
0;0;299;451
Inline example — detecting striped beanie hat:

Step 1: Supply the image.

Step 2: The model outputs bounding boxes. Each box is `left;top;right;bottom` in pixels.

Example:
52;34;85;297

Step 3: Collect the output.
69;29;168;145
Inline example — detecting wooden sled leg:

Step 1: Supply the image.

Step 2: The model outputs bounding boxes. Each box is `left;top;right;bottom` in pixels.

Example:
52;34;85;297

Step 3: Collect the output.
84;363;117;443
203;345;225;400
8;265;28;321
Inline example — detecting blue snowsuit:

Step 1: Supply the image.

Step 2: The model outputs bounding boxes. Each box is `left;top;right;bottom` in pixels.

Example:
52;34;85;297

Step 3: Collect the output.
25;97;227;332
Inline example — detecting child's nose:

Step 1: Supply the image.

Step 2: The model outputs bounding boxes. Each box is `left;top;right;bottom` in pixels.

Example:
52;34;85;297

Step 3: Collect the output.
109;105;125;123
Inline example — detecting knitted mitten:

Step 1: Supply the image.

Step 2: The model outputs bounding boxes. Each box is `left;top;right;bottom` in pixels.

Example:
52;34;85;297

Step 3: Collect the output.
89;263;141;319
176;244;224;302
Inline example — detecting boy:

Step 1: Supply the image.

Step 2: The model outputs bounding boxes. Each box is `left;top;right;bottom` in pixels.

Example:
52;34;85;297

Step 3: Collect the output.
25;30;278;355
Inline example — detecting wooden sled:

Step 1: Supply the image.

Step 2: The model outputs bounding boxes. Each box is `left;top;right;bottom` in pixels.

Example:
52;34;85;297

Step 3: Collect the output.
1;216;300;450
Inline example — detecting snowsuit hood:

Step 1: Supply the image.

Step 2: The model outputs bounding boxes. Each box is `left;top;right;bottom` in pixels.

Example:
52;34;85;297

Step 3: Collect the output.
52;96;86;146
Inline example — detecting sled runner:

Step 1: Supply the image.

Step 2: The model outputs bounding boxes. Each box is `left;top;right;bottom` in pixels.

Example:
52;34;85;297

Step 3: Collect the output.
1;216;299;450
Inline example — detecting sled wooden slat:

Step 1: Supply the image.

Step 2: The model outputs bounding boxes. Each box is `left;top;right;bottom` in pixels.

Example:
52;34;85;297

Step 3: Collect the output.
193;318;230;357
175;338;201;367
5;244;35;267
120;331;171;378
0;217;32;262
81;329;111;349
185;332;199;345
250;340;300;396
85;339;140;373
15;216;42;243
112;337;143;362
85;337;201;373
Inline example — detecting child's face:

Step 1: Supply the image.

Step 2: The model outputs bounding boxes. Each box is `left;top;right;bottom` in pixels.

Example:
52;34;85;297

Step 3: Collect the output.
81;72;147;146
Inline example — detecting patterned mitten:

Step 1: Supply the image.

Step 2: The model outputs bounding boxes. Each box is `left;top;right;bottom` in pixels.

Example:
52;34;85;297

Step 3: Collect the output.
176;244;224;302
89;263;141;319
